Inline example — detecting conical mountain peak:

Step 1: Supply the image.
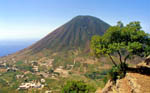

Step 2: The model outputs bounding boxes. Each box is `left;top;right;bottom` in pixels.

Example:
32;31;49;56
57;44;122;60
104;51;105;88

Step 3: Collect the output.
29;15;110;53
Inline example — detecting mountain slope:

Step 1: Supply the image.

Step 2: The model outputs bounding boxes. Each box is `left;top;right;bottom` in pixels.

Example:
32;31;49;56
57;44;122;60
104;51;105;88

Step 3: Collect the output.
29;15;110;53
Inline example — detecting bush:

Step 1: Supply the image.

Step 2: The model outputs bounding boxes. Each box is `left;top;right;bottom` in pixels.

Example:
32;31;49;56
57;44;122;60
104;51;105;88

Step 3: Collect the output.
85;72;102;79
103;77;108;85
61;80;96;93
107;63;128;81
84;70;109;80
0;79;7;86
15;61;33;72
49;69;54;74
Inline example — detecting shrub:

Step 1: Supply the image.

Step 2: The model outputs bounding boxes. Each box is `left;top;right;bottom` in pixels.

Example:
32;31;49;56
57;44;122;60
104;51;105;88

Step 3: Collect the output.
107;63;128;81
84;70;109;80
103;77;108;85
61;80;96;93
85;72;102;79
68;71;73;75
0;79;7;86
49;69;54;74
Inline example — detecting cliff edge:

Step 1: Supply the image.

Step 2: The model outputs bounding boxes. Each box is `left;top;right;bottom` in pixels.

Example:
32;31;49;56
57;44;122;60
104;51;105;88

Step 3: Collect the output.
101;62;150;93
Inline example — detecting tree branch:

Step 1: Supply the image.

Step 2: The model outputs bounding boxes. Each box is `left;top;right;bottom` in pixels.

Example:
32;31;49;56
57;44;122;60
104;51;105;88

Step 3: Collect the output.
108;54;117;66
124;54;130;63
117;50;123;64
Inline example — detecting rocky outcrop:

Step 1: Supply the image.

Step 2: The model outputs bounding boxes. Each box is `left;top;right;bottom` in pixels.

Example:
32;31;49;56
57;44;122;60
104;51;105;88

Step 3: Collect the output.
101;72;150;93
101;61;150;93
101;80;114;93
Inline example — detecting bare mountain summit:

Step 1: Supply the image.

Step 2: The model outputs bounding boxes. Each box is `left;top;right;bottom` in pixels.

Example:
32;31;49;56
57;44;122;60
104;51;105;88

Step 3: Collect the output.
30;15;110;53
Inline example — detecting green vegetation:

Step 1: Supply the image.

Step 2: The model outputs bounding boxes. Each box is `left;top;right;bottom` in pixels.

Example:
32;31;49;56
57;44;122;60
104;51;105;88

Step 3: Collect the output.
0;71;23;93
91;21;150;80
85;70;109;80
16;61;33;72
25;73;41;81
107;63;128;81
61;80;96;93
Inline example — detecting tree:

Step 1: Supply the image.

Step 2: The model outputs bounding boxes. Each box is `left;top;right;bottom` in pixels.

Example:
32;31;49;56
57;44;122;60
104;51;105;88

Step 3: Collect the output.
91;21;150;71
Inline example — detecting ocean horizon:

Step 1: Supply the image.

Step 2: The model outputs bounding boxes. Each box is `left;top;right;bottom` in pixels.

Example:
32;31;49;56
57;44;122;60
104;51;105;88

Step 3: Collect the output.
0;39;38;57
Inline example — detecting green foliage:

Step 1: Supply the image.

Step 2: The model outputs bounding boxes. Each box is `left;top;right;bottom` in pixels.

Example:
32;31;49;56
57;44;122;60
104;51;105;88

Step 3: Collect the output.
52;56;74;69
0;71;24;92
107;63;128;81
49;68;54;74
0;79;7;86
103;77;108;85
16;61;33;72
16;61;24;66
61;80;96;93
91;21;150;65
25;73;40;81
85;70;109;80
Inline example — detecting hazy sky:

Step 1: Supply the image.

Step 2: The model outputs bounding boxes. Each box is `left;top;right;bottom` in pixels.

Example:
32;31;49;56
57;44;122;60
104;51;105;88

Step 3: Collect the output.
0;0;149;40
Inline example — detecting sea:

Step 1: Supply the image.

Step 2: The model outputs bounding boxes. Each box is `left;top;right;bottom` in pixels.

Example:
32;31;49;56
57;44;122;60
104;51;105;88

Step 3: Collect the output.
0;40;38;57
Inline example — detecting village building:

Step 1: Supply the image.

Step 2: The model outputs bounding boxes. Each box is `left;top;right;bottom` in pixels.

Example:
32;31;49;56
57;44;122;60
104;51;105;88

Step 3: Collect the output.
41;79;45;83
18;81;44;90
33;66;39;72
54;68;69;77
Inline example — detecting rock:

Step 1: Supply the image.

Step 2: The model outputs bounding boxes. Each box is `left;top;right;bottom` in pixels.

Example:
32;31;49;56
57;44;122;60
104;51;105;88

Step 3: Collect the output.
102;80;114;93
145;56;150;65
102;72;150;93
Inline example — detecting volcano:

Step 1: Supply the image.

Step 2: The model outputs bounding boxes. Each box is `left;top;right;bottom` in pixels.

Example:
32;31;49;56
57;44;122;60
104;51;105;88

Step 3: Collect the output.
30;15;110;53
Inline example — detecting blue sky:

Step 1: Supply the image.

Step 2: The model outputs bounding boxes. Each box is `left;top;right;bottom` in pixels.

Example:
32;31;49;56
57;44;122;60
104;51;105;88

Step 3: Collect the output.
0;0;149;40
